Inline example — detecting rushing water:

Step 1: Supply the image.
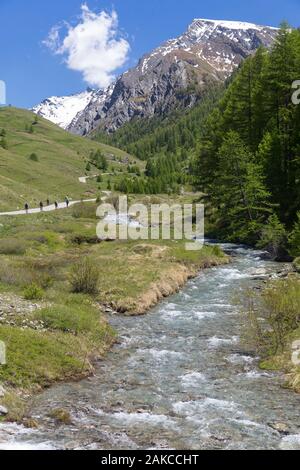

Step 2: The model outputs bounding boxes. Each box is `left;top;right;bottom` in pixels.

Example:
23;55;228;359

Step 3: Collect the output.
1;244;299;450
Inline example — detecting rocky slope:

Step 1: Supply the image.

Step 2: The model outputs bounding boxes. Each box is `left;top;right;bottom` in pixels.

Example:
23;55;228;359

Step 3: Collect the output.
34;19;278;135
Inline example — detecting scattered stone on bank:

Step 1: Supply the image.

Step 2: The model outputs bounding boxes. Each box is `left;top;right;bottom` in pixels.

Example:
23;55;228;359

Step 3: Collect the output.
0;406;8;416
0;293;43;317
0;293;47;330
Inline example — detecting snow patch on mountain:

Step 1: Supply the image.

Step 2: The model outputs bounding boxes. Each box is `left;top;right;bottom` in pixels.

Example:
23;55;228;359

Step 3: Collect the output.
32;89;96;129
190;18;278;32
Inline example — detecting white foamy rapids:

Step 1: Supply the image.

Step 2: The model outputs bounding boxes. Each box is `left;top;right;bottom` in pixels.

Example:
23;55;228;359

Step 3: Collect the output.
0;441;55;450
119;334;138;348
226;354;256;365
241;370;273;379
173;398;241;417
280;434;300;450
217;268;251;280
191;310;217;320
0;423;55;450
162;308;185;319
229;418;267;429
208;336;239;349
136;348;184;361
180;292;192;300
181;372;207;389
110;411;177;429
166;303;178;310
202;303;232;309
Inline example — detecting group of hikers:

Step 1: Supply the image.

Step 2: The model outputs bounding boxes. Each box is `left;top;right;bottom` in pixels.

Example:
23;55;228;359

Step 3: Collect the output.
24;197;70;214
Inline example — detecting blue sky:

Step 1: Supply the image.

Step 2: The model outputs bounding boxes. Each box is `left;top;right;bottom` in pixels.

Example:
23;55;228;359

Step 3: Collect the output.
0;0;299;108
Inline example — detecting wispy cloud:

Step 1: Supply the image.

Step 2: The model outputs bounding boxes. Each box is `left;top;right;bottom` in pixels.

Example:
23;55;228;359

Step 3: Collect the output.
43;3;130;88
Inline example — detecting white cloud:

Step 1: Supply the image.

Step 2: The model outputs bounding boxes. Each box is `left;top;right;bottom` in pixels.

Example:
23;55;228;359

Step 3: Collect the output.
44;4;130;88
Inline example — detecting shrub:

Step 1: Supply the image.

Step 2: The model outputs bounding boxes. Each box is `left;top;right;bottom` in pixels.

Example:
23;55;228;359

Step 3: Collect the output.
245;279;300;356
210;245;224;257
71;234;101;245
48;408;72;425
29;152;39;162
257;214;288;260
23;283;44;301
70;257;99;295
71;203;97;219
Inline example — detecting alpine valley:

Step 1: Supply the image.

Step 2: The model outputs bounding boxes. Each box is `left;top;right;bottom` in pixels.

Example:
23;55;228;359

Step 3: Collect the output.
1;6;300;452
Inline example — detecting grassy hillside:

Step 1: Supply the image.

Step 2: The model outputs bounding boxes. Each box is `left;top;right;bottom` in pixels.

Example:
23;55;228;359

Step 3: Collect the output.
0;107;142;211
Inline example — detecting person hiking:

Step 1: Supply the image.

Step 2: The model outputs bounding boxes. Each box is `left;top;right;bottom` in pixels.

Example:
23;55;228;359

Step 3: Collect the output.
46;198;50;206
65;197;69;208
25;203;29;214
54;201;58;210
39;201;44;212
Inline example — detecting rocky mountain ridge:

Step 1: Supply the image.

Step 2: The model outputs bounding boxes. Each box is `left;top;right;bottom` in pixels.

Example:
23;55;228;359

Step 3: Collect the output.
33;19;278;135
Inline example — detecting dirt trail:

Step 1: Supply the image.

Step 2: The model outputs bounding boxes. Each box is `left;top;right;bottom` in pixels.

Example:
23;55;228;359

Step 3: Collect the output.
0;199;97;217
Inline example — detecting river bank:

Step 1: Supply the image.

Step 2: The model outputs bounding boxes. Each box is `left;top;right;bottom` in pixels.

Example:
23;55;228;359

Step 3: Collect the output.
0;205;228;424
245;275;300;394
1;243;299;450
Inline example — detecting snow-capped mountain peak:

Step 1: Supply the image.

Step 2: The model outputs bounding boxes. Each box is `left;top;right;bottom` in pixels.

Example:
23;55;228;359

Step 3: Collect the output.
32;89;96;129
189;18;278;33
33;18;278;135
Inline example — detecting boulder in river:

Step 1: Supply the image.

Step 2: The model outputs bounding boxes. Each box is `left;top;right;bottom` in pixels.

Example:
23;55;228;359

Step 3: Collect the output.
269;422;290;435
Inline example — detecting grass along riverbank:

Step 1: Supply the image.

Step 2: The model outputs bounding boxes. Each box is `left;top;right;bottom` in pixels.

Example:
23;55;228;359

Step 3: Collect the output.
245;276;300;393
0;201;228;422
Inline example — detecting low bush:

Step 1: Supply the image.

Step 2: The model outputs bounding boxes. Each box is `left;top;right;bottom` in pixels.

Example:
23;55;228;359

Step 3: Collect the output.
23;283;44;301
71;203;97;219
48;408;72;425
28;153;39;162
71;234;101;245
245;278;300;356
70;257;99;295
